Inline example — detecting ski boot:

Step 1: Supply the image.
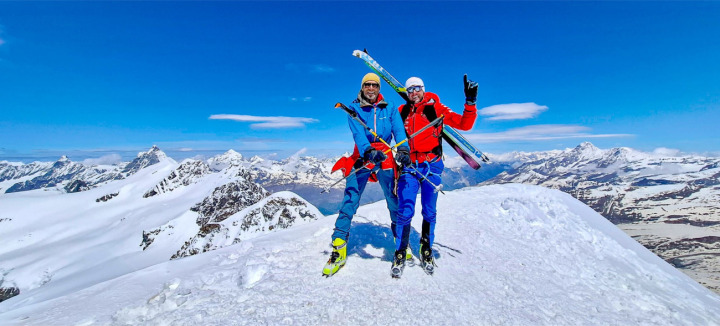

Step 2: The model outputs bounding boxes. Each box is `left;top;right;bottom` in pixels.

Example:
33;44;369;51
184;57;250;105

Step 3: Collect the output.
393;237;414;267
419;242;437;276
322;238;347;277
391;249;407;279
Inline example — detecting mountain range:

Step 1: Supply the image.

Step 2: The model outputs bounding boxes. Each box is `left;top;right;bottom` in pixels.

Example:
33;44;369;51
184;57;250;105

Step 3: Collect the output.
2;142;719;295
0;147;522;214
484;142;720;293
0;148;323;305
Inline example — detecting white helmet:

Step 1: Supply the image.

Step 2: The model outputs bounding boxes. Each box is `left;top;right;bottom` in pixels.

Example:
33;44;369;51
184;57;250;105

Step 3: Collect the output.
405;77;425;91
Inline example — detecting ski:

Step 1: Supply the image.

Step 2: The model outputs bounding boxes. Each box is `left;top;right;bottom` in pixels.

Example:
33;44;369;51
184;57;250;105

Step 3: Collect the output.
442;127;490;170
352;50;410;102
352;49;490;170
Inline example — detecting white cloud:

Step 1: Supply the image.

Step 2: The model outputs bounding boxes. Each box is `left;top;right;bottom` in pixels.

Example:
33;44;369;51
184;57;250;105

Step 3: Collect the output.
479;103;548;121
290;97;312;102
652;147;681;157
0;24;5;46
288;148;308;160
312;64;335;73
464;124;633;143
237;137;286;143
209;114;319;129
81;154;123;166
285;63;335;74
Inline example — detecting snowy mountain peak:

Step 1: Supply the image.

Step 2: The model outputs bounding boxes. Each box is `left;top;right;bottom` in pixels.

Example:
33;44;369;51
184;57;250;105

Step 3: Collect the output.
146;145;168;160
570;142;603;159
51;156;71;169
207;150;245;172
597;146;648;167
122;146;172;175
223;149;242;159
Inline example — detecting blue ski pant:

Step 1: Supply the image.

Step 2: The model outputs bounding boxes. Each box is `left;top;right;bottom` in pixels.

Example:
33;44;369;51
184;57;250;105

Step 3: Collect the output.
395;159;444;251
332;166;398;242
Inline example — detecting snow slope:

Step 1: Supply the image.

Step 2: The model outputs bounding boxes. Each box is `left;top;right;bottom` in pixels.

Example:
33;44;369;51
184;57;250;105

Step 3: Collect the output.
1;184;719;325
0;153;322;311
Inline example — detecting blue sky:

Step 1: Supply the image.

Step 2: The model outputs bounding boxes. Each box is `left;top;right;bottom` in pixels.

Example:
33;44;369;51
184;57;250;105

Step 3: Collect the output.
1;1;719;162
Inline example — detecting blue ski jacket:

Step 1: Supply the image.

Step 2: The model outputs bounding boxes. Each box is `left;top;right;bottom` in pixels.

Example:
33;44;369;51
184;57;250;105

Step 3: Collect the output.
348;92;409;155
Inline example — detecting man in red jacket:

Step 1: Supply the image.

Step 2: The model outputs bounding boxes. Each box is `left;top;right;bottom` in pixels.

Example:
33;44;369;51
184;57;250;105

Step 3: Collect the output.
391;75;478;278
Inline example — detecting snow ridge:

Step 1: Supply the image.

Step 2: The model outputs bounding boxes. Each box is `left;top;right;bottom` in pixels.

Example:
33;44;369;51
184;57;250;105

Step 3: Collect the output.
1;185;719;325
486;142;720;293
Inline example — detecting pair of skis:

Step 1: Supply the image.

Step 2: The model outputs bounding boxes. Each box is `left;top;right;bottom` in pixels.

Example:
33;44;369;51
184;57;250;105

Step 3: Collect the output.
352;49;490;169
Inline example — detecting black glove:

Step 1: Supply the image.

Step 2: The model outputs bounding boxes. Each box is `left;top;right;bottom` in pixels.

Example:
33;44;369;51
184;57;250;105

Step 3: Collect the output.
395;148;411;168
463;74;478;105
363;148;387;165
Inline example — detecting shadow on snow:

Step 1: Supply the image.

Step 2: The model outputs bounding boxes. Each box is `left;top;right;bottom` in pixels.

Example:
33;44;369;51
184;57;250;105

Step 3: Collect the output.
322;219;461;262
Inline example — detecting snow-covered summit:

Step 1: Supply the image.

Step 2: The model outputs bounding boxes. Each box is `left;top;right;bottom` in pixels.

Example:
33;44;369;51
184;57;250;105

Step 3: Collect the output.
206;149;243;172
121;145;172;175
570;141;603;159
1;184;718;325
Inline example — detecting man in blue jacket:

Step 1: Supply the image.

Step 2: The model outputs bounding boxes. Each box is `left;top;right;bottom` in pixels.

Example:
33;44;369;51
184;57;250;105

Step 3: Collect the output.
323;73;411;277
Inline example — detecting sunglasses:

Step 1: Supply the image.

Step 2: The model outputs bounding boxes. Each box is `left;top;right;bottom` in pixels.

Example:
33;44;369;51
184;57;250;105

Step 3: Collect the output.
363;82;380;88
406;86;423;93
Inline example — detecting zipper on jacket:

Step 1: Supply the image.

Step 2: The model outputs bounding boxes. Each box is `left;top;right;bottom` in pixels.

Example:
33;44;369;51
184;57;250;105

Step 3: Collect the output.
373;105;377;142
411;106;416;154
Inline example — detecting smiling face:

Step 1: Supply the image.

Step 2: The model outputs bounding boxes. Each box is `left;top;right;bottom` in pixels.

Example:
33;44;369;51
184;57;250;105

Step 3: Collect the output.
362;82;380;102
407;85;424;104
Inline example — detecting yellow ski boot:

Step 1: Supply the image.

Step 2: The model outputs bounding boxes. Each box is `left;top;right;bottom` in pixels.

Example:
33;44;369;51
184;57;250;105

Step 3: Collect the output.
322;238;347;277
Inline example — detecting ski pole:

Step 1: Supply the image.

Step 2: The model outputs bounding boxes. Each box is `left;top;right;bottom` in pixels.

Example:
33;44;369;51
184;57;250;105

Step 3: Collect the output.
322;107;444;193
334;103;445;194
320;116;444;194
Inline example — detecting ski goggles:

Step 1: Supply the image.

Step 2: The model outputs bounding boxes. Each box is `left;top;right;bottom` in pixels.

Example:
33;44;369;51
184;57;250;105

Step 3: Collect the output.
363;82;380;88
406;86;423;93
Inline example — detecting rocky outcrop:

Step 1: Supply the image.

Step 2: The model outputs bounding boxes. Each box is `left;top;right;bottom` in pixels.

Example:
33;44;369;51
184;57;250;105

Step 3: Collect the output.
144;160;211;198
171;192;321;259
96;192;119;203
0;286;20;303
65;179;91;193
190;174;270;227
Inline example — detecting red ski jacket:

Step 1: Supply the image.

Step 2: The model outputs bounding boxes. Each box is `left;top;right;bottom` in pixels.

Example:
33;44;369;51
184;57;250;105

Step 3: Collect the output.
398;92;477;163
